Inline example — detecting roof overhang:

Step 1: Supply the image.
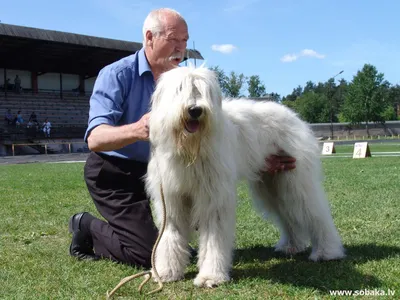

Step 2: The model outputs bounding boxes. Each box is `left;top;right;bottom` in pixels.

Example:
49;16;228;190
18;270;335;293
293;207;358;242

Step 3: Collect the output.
0;23;204;77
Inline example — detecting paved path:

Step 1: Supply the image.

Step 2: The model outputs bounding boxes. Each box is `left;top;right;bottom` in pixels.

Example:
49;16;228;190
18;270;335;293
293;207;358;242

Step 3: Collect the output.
0;153;89;165
1;148;399;166
322;153;400;158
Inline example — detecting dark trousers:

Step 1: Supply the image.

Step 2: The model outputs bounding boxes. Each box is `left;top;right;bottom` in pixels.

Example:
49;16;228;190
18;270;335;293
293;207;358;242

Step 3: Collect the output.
84;152;158;268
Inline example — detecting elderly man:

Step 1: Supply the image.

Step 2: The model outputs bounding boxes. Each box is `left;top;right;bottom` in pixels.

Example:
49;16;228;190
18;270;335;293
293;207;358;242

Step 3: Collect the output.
69;8;296;267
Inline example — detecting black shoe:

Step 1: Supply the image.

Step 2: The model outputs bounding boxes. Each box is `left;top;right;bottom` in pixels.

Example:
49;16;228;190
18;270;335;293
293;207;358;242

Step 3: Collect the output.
69;212;98;260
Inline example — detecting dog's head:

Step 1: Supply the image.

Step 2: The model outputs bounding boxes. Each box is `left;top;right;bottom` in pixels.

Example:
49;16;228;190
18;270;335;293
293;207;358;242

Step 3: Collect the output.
150;65;223;165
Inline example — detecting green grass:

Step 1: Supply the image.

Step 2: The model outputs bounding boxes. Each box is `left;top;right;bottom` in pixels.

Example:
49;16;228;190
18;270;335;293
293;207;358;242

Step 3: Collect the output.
0;158;399;299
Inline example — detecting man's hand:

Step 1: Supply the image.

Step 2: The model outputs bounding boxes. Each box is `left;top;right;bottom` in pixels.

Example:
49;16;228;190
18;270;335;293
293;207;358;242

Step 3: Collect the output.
262;152;296;175
132;113;150;141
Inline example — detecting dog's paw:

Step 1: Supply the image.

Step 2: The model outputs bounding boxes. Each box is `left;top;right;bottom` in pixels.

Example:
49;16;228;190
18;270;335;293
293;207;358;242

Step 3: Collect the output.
152;268;184;283
193;273;230;288
274;242;307;255
309;246;346;262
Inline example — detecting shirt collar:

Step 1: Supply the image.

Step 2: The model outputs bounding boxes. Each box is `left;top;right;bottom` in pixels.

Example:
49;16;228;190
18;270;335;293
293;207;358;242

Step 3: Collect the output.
138;47;152;76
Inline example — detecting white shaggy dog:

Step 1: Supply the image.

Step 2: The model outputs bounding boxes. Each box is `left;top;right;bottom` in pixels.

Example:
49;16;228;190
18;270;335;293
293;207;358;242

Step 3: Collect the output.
145;66;345;288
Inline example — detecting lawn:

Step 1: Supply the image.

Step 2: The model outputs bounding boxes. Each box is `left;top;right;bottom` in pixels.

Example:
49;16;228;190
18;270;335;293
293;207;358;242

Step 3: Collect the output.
0;157;399;299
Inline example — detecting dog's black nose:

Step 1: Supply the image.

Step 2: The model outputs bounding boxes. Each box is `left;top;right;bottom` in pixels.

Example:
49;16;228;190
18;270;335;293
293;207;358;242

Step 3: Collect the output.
188;106;203;119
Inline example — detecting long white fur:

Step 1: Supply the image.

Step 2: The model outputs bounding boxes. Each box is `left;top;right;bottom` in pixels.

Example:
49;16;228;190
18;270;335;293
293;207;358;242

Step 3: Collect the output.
145;65;345;288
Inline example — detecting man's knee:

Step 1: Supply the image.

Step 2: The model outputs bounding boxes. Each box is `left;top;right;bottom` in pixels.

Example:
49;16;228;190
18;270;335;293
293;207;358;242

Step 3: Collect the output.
122;244;154;268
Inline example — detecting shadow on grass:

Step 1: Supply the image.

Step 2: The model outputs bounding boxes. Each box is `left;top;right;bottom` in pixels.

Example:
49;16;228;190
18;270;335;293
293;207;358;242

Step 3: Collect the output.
228;243;400;293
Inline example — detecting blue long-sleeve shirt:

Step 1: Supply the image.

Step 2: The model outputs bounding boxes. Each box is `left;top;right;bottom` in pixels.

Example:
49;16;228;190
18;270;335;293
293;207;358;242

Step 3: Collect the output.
84;47;154;163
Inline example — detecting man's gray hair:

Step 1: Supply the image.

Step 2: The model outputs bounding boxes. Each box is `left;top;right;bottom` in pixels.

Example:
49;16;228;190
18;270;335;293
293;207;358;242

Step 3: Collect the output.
142;8;186;47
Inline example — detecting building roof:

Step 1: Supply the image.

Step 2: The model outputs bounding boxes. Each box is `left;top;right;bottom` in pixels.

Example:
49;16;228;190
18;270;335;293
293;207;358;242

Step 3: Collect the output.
0;23;204;77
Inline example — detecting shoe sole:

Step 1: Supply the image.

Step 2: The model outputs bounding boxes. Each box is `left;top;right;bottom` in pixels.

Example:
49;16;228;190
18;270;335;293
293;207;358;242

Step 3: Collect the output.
68;215;75;234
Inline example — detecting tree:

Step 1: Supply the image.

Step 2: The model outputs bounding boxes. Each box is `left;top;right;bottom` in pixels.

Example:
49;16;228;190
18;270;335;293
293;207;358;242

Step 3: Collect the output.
208;65;228;96
335;79;348;114
303;81;316;94
284;85;303;102
269;92;281;102
380;105;396;121
341;64;390;136
293;92;329;123
387;84;400;118
208;66;247;97
224;71;246;97
247;75;266;98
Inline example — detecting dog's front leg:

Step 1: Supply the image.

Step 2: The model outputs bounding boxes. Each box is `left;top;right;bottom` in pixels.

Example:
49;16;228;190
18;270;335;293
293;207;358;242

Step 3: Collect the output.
153;194;191;282
194;191;236;288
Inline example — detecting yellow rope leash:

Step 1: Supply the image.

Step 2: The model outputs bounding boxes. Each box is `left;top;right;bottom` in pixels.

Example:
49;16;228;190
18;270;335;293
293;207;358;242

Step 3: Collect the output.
106;181;167;298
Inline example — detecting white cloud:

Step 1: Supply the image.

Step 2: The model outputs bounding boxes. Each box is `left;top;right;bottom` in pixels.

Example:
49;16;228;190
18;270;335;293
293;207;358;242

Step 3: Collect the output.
301;49;326;59
281;54;298;63
281;49;326;63
211;44;237;54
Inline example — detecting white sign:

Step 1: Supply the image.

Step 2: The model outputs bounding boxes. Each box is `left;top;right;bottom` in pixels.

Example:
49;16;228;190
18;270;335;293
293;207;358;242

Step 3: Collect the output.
322;142;336;155
353;142;371;159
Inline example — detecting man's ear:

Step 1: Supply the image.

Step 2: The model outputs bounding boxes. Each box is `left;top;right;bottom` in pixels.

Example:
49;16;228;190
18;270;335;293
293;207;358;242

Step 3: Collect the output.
146;30;154;48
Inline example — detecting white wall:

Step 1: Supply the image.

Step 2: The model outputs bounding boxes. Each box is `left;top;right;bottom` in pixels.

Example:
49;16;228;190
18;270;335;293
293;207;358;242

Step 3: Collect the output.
37;72;60;91
60;74;79;91
37;73;81;91
85;77;96;93
1;68;96;93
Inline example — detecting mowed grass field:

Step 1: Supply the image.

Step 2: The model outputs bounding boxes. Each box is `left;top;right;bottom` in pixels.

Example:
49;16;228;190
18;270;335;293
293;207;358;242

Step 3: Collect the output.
0;154;399;299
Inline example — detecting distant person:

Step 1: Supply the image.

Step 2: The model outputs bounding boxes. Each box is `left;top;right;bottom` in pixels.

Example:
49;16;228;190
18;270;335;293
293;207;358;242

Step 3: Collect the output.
14;75;21;93
15;110;24;126
29;111;39;126
42;118;51;137
4;109;13;125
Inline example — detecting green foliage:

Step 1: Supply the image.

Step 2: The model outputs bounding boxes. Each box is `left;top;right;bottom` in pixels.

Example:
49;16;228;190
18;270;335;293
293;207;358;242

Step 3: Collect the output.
209;63;397;125
281;99;296;110
338;112;350;123
341;64;390;125
293;92;329;123
380;105;397;121
268;92;281;103
247;75;266;98
208;65;228;95
209;66;247;97
225;71;247;98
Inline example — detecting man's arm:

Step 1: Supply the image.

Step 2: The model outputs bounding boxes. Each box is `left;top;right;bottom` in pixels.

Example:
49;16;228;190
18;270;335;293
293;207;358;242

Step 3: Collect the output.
87;113;150;152
84;65;151;152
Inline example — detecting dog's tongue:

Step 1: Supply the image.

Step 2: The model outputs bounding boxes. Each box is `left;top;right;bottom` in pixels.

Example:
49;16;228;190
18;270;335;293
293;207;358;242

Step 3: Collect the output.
186;120;200;133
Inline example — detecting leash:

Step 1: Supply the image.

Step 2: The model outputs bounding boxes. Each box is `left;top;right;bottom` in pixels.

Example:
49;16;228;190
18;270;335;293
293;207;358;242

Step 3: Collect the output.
106;180;167;298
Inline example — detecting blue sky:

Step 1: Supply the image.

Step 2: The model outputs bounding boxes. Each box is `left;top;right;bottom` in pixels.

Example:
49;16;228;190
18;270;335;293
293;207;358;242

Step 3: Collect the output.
2;0;399;97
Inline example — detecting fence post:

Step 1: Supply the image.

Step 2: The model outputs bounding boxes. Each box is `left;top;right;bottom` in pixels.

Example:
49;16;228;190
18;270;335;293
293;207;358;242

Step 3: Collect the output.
45;144;48;155
12;144;15;156
68;143;71;153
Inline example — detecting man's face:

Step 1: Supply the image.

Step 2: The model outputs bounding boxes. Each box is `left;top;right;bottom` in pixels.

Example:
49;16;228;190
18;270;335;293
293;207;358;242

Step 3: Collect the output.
148;16;189;72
